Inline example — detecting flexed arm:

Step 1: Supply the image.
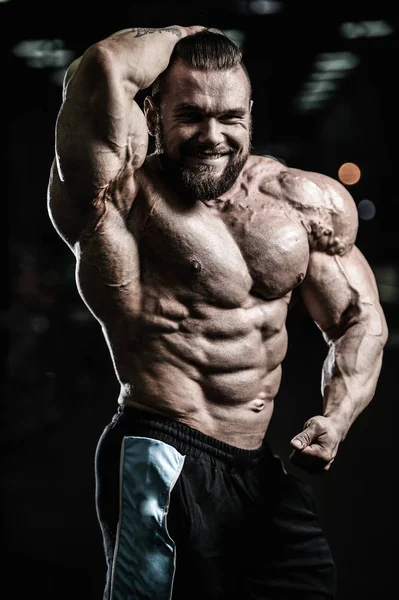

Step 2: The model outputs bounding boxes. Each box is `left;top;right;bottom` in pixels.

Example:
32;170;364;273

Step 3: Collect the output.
289;178;389;473
47;25;203;249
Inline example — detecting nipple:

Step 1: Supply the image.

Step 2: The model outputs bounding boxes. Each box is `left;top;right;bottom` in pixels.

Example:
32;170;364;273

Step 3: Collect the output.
190;259;202;274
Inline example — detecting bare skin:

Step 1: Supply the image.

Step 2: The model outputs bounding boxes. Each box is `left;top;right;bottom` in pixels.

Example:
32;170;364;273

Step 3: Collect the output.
47;25;388;471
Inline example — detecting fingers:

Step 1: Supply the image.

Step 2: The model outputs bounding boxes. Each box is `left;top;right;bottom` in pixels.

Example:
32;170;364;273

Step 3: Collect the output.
207;27;225;35
183;25;207;36
290;430;312;450
183;26;225;37
290;416;327;450
289;416;340;474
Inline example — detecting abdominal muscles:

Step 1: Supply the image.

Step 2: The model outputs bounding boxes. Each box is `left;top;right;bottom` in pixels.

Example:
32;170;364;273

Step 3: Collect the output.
115;294;289;447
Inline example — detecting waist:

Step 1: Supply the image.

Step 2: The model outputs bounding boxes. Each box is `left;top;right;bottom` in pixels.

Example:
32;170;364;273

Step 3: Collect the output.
115;404;276;468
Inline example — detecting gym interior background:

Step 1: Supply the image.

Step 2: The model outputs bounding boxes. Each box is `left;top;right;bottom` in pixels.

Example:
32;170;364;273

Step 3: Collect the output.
3;0;398;598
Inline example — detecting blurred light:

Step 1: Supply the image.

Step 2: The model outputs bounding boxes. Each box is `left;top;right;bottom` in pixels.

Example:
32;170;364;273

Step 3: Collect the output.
339;20;394;39
302;80;339;93
315;52;361;71
338;162;361;185
222;29;246;48
309;71;346;81
249;0;281;14
238;0;283;14
12;39;75;69
298;93;331;102
294;52;360;113
294;96;329;111
357;198;376;220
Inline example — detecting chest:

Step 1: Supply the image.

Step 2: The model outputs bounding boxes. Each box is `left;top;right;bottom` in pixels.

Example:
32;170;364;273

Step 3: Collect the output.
134;193;309;303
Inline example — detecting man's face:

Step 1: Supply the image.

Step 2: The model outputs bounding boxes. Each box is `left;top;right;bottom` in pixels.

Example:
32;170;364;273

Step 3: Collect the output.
152;60;253;201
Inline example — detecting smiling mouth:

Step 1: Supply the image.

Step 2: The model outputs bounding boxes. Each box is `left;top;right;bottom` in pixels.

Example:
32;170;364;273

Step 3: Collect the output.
186;153;229;165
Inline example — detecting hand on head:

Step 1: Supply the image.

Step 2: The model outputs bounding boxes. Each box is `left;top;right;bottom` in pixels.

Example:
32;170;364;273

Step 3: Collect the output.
183;26;225;37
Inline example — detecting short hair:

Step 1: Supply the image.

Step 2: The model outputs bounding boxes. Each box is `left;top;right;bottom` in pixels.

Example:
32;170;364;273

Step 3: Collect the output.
151;30;251;99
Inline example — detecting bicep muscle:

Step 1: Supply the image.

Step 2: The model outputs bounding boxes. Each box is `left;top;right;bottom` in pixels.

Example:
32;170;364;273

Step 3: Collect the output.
301;246;383;340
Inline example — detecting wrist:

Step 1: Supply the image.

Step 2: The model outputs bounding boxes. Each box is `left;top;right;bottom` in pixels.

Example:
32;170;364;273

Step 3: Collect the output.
322;411;350;440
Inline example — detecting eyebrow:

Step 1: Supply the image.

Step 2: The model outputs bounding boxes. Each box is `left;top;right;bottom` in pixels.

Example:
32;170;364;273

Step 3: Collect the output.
173;103;247;116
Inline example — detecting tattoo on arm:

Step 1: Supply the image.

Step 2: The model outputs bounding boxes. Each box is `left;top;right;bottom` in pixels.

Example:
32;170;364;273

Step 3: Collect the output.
131;27;182;38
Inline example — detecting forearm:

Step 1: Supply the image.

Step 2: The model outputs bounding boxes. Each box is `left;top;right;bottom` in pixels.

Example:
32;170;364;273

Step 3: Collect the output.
321;320;387;438
89;26;187;93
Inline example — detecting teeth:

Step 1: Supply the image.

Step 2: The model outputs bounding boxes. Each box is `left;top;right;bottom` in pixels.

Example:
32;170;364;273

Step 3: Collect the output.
196;154;222;158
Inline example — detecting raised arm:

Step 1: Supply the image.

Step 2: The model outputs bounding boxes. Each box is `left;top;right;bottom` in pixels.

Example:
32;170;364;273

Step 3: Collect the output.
47;25;202;250
289;175;389;472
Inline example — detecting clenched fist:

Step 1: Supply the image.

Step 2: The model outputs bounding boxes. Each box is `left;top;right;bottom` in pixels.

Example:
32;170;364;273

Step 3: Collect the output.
289;415;343;473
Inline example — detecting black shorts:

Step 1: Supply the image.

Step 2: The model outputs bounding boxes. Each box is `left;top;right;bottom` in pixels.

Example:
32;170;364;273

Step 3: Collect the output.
95;406;336;600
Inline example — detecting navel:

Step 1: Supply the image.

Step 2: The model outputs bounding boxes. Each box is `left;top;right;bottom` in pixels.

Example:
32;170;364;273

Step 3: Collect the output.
252;398;265;412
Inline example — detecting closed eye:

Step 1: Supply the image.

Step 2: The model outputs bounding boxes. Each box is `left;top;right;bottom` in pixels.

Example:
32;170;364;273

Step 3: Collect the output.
220;114;243;122
177;112;202;122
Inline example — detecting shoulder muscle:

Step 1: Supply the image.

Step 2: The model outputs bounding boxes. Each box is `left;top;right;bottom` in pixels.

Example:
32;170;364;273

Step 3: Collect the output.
283;167;359;256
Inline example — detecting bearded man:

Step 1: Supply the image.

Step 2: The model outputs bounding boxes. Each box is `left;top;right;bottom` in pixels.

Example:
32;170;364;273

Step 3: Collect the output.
47;25;388;600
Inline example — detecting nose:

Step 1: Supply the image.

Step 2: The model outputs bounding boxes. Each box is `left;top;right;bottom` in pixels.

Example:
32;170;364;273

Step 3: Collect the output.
197;118;224;146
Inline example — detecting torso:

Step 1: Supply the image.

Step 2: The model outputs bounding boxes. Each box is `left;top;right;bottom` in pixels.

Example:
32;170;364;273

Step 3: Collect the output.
75;155;324;448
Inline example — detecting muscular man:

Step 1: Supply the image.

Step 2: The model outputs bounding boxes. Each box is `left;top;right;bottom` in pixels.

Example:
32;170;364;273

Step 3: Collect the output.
47;26;388;600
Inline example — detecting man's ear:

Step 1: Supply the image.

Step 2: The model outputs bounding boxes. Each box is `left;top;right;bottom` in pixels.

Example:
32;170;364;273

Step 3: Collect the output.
144;96;158;137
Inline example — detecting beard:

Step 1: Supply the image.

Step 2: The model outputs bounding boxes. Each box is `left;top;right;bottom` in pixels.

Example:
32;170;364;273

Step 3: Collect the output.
154;120;251;201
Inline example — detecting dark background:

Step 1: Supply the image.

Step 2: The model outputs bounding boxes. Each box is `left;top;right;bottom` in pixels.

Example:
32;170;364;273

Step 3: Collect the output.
3;0;398;598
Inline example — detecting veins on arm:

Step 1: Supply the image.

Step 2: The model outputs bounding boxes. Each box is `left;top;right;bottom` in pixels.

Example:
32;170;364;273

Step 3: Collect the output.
322;255;383;340
300;245;388;433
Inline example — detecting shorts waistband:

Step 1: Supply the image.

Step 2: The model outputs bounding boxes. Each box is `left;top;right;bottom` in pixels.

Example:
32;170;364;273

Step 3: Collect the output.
117;405;275;468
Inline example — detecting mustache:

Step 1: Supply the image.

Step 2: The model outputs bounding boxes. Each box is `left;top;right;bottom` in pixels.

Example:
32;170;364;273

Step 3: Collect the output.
180;141;236;156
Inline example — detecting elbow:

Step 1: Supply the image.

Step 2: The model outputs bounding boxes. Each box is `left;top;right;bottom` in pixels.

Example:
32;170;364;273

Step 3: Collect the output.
79;42;117;78
63;57;82;97
78;40;141;95
60;43;112;102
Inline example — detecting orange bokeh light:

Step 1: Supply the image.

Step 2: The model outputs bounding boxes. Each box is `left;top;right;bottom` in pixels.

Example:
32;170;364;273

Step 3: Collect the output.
338;162;361;185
